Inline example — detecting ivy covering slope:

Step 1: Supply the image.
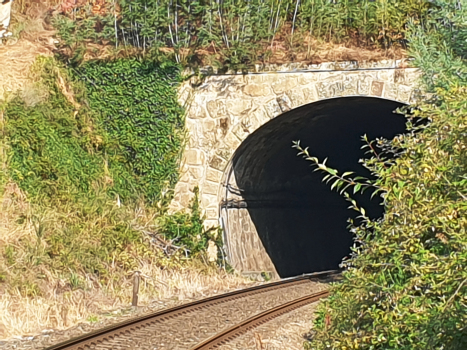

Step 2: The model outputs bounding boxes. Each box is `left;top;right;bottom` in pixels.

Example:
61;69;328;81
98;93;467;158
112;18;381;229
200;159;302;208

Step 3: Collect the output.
0;57;219;297
73;58;185;204
302;1;467;349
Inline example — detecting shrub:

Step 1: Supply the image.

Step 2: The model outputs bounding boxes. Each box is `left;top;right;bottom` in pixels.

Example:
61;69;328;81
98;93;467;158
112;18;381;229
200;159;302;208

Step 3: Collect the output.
301;2;467;348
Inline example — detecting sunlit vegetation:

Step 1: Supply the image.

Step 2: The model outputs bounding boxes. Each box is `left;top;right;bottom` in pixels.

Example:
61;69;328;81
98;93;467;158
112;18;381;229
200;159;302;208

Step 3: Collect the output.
299;1;467;348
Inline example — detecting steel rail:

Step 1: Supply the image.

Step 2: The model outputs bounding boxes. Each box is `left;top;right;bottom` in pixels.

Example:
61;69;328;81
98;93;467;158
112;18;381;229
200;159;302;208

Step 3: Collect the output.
190;290;329;350
43;270;339;350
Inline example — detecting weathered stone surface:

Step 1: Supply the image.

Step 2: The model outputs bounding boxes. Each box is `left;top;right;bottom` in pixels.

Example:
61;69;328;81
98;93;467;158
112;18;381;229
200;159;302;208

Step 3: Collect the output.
298;73;319;85
226;99;252;116
187;102;207;119
170;65;422;272
370;81;384;97
201;194;218;210
383;82;399;101
206;208;219;220
357;75;373;95
216;146;234;161
217;117;230;138
201;118;216;132
276;94;292;112
185;149;205;165
188;166;204;180
342;75;359;96
377;69;395;82
302;86;318;102
223;131;241;150
209;154;228;171
243;83;271;97
397;84;414;103
206;168;223;183
232;119;252;141
263;98;282;119
206;99;227;119
286;87;306;107
204;181;220;195
271;77;299;94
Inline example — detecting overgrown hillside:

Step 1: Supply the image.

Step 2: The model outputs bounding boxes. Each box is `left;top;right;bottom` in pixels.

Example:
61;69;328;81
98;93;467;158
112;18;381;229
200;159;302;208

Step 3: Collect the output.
301;1;467;349
54;0;429;67
0;53;226;337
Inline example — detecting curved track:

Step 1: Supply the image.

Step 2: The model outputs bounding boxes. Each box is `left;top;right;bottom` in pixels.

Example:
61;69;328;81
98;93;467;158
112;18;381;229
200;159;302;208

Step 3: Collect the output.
44;270;339;350
190;290;328;350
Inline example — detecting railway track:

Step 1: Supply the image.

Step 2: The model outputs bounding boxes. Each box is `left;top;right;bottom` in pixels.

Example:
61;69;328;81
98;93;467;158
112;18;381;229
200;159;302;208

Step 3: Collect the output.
44;270;339;350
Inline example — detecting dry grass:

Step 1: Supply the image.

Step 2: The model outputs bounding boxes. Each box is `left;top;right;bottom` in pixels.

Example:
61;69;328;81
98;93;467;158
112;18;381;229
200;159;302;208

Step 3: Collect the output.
0;1;57;102
0;260;256;339
0;181;256;340
0;183;34;250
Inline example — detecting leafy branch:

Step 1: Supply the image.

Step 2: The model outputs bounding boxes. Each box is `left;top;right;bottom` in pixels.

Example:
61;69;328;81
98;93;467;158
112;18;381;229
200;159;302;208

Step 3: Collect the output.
292;140;382;220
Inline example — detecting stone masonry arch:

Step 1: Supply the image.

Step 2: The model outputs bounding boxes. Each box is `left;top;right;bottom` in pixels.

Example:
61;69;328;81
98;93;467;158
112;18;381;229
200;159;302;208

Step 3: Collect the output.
170;61;422;277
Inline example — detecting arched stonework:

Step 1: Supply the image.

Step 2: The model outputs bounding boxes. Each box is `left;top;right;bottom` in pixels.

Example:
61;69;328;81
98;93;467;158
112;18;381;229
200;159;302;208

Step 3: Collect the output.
170;61;422;275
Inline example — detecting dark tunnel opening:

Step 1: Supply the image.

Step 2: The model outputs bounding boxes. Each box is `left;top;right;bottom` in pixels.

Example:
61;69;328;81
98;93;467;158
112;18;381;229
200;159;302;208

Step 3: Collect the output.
228;96;408;278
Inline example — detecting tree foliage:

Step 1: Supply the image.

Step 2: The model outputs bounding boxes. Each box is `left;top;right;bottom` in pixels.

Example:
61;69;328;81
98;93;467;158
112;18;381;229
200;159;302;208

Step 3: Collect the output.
301;1;467;349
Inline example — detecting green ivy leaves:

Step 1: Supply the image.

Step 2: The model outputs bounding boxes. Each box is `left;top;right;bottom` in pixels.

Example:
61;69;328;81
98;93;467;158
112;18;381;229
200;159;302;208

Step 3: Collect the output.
74;58;185;205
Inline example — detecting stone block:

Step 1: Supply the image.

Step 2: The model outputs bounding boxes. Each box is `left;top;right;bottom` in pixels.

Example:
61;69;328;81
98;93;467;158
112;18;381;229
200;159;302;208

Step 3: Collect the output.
396;68;422;86
243;83;272;97
178;83;193;105
179;170;190;183
207;99;227;119
216;146;234;161
286;87;306;108
206;168;223;183
201;194;218;209
370;81;384;97
249;108;271;129
301;86;318;104
215;117;230;138
357;75;373;95
316;76;344;99
185;149;205;166
383;82;398;101
263;98;282;119
341;75;359;96
226;99;252;116
223;131;242;150
298;73;319;85
209;154;228;171
202;118;216;132
180;190;194;208
206;208;219;220
397;84;414;103
204;181;220;195
271;77;299;94
276;94;292;112
232;120;251;141
377;69;395;83
188;166;204;180
187;102;207;119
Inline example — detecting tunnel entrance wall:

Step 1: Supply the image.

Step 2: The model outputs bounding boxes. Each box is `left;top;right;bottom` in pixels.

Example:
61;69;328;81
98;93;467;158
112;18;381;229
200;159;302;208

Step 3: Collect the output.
222;97;407;277
169;64;422;276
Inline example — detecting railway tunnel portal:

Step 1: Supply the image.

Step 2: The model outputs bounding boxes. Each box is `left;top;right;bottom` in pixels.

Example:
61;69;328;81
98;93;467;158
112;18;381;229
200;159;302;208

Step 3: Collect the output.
171;61;423;278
